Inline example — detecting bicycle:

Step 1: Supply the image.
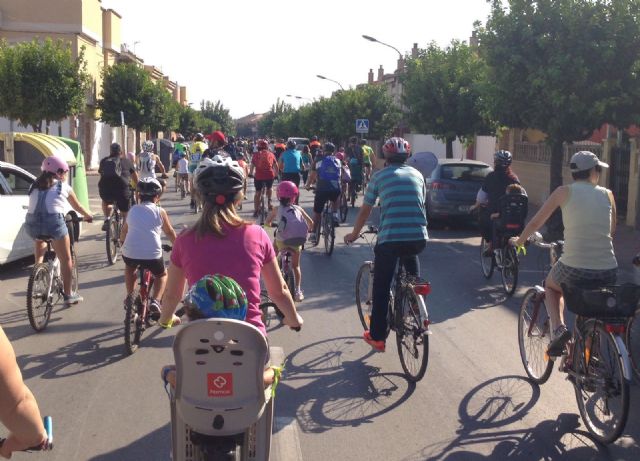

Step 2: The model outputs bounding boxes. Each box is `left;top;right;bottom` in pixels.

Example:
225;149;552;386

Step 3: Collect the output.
353;226;432;382
480;226;520;296
256;186;269;226
518;232;639;444
105;203;122;265
314;197;336;255
26;215;83;332
0;416;53;453
339;188;349;223
349;181;361;208
124;244;172;355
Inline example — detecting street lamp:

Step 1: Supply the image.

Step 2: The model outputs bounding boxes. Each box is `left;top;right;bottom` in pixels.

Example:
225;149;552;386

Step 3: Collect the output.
316;74;344;91
133;41;141;55
362;35;402;59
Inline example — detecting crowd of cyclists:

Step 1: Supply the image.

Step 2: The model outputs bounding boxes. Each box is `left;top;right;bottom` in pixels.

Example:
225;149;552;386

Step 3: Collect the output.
0;120;629;456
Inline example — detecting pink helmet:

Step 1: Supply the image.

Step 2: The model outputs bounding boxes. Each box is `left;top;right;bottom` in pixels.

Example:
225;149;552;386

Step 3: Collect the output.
335;152;345;161
41;156;69;175
277;180;299;200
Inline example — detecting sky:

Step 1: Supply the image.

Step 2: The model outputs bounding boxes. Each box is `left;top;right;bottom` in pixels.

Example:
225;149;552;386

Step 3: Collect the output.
100;0;493;119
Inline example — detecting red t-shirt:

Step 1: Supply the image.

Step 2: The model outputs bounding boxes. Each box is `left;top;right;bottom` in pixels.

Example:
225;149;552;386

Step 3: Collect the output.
170;224;276;336
251;150;277;180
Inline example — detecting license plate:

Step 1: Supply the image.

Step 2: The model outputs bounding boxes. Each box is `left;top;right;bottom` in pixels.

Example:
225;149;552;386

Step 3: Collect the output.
458;205;471;212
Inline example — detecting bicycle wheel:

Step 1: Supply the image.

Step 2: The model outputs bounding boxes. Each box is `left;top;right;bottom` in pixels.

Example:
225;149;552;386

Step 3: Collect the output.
106;216;120;265
355;262;374;330
395;288;429;382
324;212;335;255
573;321;630;444
501;246;519;296
480;238;495;278
518;289;553;384
350;185;357;208
70;248;79;295
124;292;143;355
27;264;53;332
339;194;348;223
626;310;640;382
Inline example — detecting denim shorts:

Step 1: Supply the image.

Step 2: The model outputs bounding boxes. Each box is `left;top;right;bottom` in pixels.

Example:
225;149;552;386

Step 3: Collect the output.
25;212;68;241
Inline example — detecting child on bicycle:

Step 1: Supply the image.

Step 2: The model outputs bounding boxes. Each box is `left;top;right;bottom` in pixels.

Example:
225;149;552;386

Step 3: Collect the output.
24;157;93;306
175;152;189;196
265;181;313;302
120;177;177;315
336;151;351;200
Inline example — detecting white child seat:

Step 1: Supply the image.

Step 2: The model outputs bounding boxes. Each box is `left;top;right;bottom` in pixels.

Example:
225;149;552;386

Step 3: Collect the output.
171;318;279;461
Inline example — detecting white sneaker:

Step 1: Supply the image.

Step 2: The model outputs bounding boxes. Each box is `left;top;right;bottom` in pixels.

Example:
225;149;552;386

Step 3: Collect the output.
64;292;83;306
295;290;304;302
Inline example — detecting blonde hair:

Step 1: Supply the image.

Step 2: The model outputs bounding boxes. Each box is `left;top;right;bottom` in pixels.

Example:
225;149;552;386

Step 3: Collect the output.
191;192;249;238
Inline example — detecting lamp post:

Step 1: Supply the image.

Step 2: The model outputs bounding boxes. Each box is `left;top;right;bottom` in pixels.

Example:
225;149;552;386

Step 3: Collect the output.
316;74;344;91
133;41;141;55
362;35;402;59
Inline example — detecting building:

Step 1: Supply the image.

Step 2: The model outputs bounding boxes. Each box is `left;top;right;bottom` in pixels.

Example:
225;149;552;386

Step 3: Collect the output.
0;0;188;168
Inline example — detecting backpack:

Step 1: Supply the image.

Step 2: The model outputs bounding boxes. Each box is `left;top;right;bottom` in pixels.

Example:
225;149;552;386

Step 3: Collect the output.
498;193;528;235
277;205;309;247
138;153;155;175
101;156;122;179
318;156;341;182
256;151;274;175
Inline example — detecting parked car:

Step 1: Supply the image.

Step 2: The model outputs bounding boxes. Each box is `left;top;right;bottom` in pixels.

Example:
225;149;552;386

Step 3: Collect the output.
425;159;491;223
0;161;76;265
287;137;309;150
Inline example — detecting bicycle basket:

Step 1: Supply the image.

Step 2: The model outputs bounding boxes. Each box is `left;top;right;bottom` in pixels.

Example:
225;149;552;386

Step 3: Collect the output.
561;283;640;318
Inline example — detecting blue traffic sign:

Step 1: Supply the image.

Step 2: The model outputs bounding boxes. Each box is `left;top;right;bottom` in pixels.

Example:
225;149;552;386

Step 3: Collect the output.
355;119;369;133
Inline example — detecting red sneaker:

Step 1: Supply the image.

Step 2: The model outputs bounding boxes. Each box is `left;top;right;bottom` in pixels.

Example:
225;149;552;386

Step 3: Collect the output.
363;331;385;352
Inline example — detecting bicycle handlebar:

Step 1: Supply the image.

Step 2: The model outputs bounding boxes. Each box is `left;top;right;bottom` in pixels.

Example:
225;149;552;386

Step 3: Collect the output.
527;232;563;250
0;416;53;452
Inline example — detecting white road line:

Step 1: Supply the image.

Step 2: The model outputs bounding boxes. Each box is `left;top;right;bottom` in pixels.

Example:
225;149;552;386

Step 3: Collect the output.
274;416;304;461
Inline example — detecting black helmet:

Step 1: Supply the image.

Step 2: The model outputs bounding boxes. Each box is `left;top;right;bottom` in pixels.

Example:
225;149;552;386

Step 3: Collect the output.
136;177;162;197
194;155;245;203
323;142;336;153
176;134;185;142
227;135;235;143
494;150;513;167
195;132;204;141
286;140;297;150
311;135;318;141
110;142;122;155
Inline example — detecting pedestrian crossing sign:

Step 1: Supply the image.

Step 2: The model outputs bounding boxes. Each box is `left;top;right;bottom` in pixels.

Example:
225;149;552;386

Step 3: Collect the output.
355;119;369;133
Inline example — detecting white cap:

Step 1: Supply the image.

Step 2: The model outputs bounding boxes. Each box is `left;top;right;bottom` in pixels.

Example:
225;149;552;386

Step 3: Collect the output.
569;151;608;172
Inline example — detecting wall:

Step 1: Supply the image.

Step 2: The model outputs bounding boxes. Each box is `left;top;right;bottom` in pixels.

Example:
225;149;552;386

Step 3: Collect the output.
0;0;83;30
405;134;464;159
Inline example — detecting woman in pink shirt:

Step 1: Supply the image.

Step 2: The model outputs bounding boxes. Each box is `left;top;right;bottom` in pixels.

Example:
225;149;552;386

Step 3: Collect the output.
158;156;303;333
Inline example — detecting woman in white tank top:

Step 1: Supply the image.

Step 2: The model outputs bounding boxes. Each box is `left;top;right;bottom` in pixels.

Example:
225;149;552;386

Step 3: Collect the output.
511;151;617;355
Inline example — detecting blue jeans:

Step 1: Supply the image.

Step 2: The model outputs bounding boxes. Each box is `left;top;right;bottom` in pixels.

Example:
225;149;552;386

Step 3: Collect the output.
370;240;426;340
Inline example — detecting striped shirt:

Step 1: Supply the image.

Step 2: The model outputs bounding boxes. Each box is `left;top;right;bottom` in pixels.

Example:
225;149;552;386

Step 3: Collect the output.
364;164;428;244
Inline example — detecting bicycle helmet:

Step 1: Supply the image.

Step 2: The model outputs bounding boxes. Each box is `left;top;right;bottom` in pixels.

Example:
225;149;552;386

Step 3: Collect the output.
41;156;69;175
311;135;318;141
194;132;204;141
323;142;336;153
176;134;185;142
286;140;297;150
136;177;163;197
110;142;122;155
208;130;226;145
257;139;268;150
494;150;513;167
142;140;154;153
382;137;411;161
277;180;299;200
183;274;248;321
194;155;245;204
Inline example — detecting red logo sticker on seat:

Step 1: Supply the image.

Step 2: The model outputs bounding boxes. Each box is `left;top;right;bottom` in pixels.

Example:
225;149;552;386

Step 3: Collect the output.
208;373;233;397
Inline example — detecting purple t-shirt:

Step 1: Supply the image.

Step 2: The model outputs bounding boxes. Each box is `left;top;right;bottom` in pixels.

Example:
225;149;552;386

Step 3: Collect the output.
171;224;275;336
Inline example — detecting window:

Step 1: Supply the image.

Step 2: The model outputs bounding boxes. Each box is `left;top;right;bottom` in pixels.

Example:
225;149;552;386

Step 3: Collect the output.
439;164;490;182
1;169;33;195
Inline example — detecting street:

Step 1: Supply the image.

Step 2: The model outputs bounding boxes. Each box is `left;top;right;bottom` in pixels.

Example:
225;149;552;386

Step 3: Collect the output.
0;175;638;461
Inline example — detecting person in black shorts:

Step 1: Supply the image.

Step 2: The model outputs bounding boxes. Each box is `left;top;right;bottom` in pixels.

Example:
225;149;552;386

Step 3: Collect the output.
98;143;138;230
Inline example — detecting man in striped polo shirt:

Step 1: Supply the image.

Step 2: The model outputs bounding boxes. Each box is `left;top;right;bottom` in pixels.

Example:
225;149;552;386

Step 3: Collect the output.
344;137;428;352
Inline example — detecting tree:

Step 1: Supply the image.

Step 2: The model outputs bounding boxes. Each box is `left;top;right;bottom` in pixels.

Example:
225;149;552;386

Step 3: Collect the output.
0;38;90;132
97;63;156;150
200;100;234;134
149;81;181;136
258;99;294;137
481;0;640;191
403;40;493;158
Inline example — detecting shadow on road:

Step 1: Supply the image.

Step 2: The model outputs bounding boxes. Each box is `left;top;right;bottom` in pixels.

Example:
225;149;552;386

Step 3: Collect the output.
87;423;171;461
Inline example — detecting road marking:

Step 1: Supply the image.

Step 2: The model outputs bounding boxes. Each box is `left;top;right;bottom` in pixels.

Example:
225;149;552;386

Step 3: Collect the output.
274;416;303;461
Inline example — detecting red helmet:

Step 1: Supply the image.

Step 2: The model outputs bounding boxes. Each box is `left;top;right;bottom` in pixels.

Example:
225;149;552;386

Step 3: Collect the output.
277;181;299;200
257;139;268;150
41;156;69;175
382;137;411;160
207;130;226;145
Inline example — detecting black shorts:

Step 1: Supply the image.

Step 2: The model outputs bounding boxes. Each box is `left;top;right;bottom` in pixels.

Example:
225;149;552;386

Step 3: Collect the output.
99;187;132;213
281;172;301;186
254;179;274;191
313;189;341;213
122;256;166;276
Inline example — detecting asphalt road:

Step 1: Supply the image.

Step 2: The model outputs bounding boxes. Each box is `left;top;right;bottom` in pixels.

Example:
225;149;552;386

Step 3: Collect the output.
0;174;638;461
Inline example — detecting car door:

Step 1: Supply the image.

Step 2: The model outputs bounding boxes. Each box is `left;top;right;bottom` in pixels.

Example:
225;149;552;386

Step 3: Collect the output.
0;166;33;264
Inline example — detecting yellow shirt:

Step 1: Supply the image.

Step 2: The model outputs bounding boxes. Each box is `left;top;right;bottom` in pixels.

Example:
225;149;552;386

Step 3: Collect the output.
362;145;374;165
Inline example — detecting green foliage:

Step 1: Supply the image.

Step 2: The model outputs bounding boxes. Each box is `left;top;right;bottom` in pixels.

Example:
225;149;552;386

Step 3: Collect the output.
0;38;90;131
177;105;220;138
200;100;234;134
149;81;181;134
403;40;493;158
481;0;640;189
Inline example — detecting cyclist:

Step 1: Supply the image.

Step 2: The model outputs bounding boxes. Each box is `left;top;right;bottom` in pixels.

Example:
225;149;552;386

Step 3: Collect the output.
336;151;351;200
273;139;286;162
175;152;190;196
188;133;208;209
266;181;313;302
360;138;374;183
99;142;138;231
300;145;312;184
224;134;238;160
348;153;364;201
346;136;363;163
309;135;322;158
279;140;303;188
203;130;226;159
138;140;166;180
344;137;428;352
511;151;617;356
479;150;520;255
250;139;279;216
0;325;49;458
25;157;93;306
171;134;188;169
236;150;249;198
157;156;303;334
305;142;342;243
120;177;177;316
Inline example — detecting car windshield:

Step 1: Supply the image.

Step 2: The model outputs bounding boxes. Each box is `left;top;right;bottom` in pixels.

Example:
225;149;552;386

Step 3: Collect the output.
438;164;490;182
